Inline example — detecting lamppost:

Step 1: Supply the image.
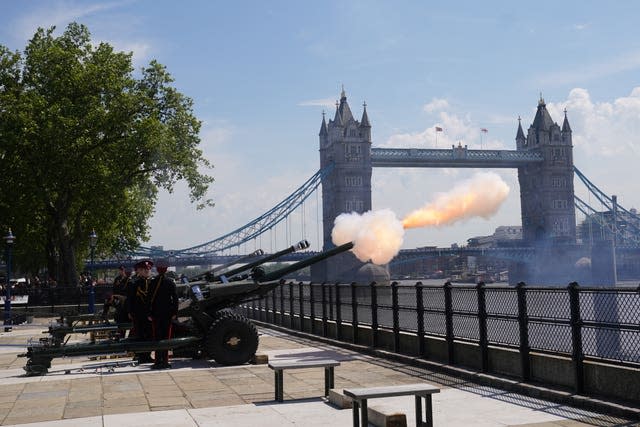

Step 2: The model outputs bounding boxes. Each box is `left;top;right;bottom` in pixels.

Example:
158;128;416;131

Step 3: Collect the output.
88;229;97;314
4;229;15;332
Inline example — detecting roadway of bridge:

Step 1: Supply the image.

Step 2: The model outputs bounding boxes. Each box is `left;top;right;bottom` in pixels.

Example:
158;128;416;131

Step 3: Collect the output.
371;147;544;168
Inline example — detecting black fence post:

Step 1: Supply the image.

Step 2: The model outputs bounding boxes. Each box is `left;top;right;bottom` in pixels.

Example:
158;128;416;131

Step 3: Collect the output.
476;281;489;372
262;292;267;322
309;283;316;334
568;281;585;394
298;282;305;332
444;281;454;364
415;282;425;357
351;282;359;344
289;282;295;329
321;282;328;337
391;281;400;353
280;282;285;326
272;285;277;323
335;283;342;340
371;282;379;348
516;281;531;381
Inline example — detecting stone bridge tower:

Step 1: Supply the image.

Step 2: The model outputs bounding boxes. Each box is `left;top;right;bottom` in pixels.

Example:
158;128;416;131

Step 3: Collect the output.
312;88;387;283
517;97;577;244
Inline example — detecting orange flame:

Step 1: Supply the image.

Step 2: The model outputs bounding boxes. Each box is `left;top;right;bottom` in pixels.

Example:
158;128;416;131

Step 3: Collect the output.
402;173;509;229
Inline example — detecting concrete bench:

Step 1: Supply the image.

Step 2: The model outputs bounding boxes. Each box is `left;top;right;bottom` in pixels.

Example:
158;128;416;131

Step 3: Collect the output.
268;359;340;402
343;383;440;427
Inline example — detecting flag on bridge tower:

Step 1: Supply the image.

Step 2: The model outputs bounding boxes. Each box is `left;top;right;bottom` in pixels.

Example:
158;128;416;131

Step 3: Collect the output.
434;126;443;147
480;128;488;149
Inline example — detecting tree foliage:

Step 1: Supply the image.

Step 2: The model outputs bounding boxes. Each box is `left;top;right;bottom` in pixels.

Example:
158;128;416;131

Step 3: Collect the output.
0;23;213;284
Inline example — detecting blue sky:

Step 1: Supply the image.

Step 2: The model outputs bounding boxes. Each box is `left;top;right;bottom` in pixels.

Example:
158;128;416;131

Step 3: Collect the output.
2;1;640;253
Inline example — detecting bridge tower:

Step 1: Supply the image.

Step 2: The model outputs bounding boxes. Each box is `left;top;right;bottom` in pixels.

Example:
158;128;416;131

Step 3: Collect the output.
517;96;577;244
312;88;387;283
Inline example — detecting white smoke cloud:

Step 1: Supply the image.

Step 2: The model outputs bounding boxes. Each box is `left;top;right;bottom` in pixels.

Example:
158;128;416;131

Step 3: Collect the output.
332;209;404;265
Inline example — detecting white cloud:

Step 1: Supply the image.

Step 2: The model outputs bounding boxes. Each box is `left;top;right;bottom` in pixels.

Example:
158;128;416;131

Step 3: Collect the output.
423;98;450;113
545;87;640;157
380;110;507;150
108;40;152;66
572;23;589;31
298;97;337;110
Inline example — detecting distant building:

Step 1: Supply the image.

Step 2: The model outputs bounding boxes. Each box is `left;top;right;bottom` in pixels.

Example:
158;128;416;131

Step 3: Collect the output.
468;226;523;248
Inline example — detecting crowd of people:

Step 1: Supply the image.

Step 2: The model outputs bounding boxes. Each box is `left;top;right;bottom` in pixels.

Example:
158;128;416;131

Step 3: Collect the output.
103;260;179;370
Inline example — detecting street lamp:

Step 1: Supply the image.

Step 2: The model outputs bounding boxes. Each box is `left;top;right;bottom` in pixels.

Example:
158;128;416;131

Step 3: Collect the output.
88;229;98;314
4;229;15;332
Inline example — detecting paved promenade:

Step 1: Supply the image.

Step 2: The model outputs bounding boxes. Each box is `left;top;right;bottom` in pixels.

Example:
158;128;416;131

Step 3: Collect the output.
0;320;635;426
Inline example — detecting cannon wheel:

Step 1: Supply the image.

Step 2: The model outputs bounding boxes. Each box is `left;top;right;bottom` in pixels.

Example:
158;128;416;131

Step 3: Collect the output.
204;312;258;365
24;358;51;376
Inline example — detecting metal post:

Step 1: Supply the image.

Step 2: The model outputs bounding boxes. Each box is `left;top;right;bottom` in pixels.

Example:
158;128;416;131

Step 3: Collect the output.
371;282;379;348
321;282;328;337
444;281;454;364
309;283;316;334
335;283;342;340
476;281;488;372
516;282;531;381
568;282;585;394
289;282;294;329
279;282;285;325
88;229;97;314
298;282;305;332
391;281;400;353
271;285;277;323
351;282;359;344
416;282;425;357
3;229;15;332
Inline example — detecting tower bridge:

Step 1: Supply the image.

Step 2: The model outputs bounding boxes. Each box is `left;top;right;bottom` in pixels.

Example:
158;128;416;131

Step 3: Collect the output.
101;89;639;285
313;89;583;284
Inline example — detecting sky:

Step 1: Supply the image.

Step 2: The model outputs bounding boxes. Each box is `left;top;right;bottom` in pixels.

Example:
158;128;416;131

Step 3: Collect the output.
2;1;640;254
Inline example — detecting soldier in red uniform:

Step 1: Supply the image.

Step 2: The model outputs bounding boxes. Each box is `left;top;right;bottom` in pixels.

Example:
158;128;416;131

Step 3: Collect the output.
149;259;178;369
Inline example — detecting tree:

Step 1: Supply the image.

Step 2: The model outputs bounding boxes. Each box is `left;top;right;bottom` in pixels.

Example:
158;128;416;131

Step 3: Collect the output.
0;23;213;285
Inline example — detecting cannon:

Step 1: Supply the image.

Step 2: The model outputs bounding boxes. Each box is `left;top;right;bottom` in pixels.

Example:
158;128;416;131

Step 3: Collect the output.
20;241;354;376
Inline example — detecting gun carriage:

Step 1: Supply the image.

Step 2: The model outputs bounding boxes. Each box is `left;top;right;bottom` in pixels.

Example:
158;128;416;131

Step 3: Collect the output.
20;241;354;376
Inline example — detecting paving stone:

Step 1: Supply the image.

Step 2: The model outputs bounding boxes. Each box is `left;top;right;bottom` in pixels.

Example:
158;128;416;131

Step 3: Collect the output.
103;396;149;407
102;404;151;415
63;405;103;419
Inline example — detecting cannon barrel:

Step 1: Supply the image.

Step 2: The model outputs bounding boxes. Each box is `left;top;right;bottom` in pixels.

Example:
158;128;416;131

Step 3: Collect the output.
189;249;264;282
25;337;199;358
213;239;310;282
257;241;354;282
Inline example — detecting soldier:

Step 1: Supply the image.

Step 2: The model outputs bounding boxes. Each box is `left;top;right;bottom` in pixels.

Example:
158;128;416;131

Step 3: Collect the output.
109;265;131;336
126;259;154;364
149;259;178;369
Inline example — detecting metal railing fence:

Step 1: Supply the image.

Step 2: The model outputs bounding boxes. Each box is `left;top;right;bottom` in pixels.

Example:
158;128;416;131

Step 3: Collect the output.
243;281;640;395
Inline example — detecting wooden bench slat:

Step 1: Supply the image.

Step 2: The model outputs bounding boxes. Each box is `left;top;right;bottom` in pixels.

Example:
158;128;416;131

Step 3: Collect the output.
344;383;440;400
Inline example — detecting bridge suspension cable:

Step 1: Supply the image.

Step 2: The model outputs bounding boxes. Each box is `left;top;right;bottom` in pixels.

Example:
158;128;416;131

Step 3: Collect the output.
138;164;334;257
574;166;640;245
